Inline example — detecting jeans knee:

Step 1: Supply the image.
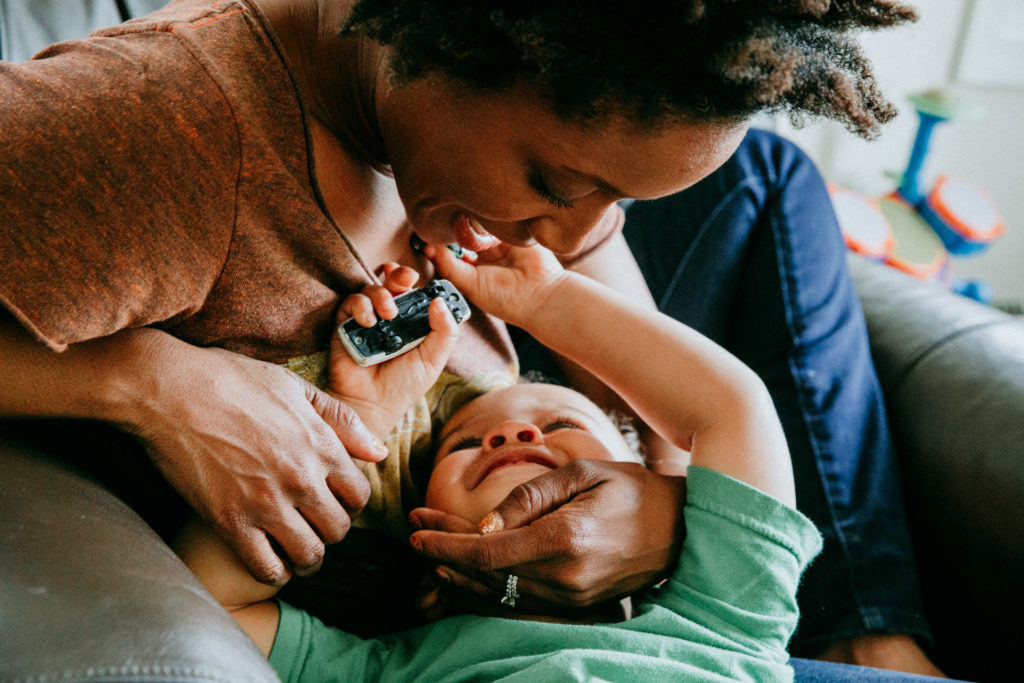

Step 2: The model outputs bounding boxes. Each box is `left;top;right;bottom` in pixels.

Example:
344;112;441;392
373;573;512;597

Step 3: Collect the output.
739;128;824;193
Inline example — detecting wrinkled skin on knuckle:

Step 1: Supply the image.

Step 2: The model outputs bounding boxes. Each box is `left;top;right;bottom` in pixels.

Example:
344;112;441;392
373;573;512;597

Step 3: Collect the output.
563;584;598;608
320;515;352;545
309;423;343;461
312;426;370;512
293;488;353;544
212;502;250;539
565;458;601;483
353;476;372;510
507;479;547;520
249;553;288;585
541;557;600;607
335;469;371;512
467;542;504;572
559;568;595;600
213;505;285;584
566;527;596;567
329;400;362;434
554;527;597;591
291;538;326;572
280;462;317;496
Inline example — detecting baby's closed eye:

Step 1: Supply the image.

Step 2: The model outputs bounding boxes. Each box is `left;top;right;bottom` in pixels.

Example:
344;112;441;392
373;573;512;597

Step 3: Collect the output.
542;418;584;433
447;437;483;453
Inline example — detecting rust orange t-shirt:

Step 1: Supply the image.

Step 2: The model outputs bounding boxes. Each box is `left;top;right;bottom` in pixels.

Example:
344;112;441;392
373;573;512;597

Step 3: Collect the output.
0;0;623;532
0;0;517;363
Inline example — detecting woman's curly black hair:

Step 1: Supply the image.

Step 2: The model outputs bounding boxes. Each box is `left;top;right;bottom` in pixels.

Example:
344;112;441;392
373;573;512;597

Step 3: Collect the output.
344;0;916;139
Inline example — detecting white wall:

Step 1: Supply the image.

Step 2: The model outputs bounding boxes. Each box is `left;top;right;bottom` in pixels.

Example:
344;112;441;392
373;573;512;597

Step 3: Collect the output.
773;0;1024;306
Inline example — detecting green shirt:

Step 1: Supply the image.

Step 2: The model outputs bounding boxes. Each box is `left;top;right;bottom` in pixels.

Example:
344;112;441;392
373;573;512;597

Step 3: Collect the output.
269;467;822;682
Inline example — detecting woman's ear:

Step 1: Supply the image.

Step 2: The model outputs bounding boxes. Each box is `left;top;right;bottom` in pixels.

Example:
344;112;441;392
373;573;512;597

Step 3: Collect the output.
414;572;451;623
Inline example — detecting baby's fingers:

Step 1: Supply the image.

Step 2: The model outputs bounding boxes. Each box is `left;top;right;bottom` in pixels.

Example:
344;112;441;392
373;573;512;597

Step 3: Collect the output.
378;263;420;294
426;243;477;294
363;284;400;320
414;298;459;369
338;292;378;327
430;296;459;333
337;282;401;327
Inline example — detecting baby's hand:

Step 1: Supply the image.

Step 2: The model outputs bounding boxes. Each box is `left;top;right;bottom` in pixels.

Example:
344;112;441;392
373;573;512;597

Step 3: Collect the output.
328;264;459;437
427;242;567;329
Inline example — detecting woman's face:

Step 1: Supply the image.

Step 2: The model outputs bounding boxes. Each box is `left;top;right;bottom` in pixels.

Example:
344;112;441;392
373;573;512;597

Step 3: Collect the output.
377;76;747;256
425;383;643;524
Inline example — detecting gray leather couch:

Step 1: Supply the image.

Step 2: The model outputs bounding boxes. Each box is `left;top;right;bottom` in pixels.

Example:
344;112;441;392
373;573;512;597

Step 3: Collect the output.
849;255;1024;682
2;255;1022;683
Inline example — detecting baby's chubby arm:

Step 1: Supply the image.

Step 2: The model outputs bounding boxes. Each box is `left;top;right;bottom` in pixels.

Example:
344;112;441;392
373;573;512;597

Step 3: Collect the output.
430;244;794;506
175;264;460;652
174;517;282;656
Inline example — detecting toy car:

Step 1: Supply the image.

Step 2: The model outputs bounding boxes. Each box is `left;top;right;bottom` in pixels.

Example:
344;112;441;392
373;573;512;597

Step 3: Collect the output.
337;279;471;366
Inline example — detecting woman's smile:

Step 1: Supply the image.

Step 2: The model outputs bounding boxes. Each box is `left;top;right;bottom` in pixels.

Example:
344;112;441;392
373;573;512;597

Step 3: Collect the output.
378;76;746;258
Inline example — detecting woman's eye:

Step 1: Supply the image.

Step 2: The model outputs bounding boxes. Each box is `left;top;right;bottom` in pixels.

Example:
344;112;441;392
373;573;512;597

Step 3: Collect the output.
529;170;575;210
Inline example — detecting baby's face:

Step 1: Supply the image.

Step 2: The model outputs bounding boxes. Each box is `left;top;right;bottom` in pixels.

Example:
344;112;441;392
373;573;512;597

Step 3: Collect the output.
425;383;643;524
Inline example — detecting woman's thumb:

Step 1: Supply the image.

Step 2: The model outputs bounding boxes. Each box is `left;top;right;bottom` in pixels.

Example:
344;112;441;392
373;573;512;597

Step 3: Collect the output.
304;383;389;462
478;462;600;534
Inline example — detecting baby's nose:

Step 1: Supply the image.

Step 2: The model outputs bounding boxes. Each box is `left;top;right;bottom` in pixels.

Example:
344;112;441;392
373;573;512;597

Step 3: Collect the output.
483;421;543;450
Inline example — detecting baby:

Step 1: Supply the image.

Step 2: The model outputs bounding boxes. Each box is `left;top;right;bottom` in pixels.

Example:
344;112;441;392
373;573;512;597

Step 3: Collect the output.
176;243;822;681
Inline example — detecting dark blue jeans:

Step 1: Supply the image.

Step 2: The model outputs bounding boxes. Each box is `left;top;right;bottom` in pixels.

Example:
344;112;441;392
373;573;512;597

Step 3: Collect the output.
516;129;931;654
790;658;967;682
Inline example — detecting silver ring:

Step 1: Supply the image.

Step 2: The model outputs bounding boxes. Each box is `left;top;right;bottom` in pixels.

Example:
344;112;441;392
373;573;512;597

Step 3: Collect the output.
500;573;520;608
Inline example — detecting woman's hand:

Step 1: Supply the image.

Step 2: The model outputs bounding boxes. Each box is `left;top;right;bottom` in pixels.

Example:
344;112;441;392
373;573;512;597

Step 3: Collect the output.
427;242;567;330
426;244;689;608
117;328;389;586
408;459;687;610
327;263;460;436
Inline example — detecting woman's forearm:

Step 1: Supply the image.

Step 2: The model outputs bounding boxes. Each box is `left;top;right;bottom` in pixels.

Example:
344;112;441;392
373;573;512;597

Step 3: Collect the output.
2;310;386;582
0;312;146;426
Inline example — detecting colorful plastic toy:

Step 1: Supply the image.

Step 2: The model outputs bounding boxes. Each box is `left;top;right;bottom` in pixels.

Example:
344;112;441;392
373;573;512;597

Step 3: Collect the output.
829;89;1005;303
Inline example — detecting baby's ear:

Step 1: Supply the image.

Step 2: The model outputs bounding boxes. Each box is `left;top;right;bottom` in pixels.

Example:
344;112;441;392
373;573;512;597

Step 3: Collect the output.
414;573;451;623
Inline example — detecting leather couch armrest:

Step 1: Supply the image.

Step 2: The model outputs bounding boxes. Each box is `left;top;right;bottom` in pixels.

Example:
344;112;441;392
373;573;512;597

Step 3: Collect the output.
0;435;279;683
849;255;1024;680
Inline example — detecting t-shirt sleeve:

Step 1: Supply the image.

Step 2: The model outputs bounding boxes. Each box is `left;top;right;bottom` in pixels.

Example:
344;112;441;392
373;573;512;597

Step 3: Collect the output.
645;466;823;653
0;31;239;350
270;601;392;683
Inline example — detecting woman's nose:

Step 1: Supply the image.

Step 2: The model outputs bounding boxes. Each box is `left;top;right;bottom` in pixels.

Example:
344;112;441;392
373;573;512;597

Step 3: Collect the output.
481;421;544;451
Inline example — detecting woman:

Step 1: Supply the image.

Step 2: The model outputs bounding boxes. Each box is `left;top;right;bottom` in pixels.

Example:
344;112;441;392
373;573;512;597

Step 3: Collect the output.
0;0;937;674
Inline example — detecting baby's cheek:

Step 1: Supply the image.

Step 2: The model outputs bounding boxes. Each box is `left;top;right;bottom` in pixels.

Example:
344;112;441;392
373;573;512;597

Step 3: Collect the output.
559;432;634;464
423;460;464;511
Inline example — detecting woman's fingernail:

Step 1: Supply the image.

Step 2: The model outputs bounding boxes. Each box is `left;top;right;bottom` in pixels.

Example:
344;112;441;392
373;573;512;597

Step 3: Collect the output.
373;438;389;456
478;511;504;535
410;535;422;552
408;513;422;530
436;567;452;583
